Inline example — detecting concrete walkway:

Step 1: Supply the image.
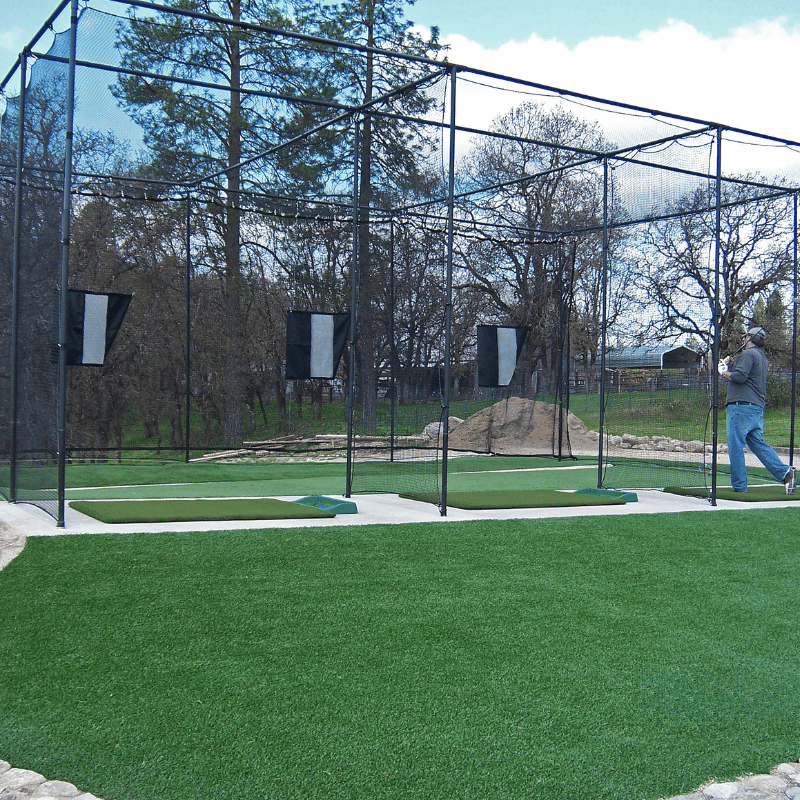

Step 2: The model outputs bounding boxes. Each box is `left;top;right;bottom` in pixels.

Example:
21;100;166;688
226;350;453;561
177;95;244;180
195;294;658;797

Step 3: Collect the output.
2;491;800;800
0;484;765;542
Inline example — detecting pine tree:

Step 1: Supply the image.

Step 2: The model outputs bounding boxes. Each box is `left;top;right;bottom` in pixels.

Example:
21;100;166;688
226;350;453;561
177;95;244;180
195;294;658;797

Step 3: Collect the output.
294;0;442;428
115;0;442;439
115;0;322;447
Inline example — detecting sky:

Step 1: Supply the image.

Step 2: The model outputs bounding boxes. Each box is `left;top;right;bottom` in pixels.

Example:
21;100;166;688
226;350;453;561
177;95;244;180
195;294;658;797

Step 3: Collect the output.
409;0;800;143
2;0;800;142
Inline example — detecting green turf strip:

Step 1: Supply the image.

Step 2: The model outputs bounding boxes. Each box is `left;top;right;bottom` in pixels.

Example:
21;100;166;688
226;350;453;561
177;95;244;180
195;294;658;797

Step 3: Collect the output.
665;485;800;502
62;456;599;490
63;458;602;500
401;489;625;509
70;498;334;523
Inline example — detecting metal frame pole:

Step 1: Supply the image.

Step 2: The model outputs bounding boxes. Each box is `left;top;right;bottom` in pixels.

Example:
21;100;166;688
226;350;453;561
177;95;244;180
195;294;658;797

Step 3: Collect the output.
789;193;798;466
440;65;457;517
597;158;609;488
56;0;80;527
9;54;28;504
389;218;396;462
185;192;192;462
345;118;360;498
710;128;723;507
555;241;566;460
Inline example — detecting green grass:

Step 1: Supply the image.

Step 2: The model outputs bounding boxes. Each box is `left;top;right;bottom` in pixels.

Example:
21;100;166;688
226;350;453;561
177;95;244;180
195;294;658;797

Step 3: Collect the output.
64;461;351;500
588;391;797;449
63;457;602;499
99;397;508;453
63;389;795;460
2;510;800;800
65;460;351;489
763;407;799;448
56;454;782;501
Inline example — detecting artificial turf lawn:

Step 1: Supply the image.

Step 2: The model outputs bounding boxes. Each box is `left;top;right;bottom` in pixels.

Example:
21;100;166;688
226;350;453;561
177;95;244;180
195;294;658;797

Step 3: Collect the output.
62;456;600;489
69;498;335;523
665;485;800;502
401;489;625;509
63;458;604;500
2;509;800;800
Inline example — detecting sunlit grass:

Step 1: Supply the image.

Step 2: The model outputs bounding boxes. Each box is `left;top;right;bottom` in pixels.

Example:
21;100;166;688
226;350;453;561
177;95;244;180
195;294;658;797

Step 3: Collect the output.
2;510;800;800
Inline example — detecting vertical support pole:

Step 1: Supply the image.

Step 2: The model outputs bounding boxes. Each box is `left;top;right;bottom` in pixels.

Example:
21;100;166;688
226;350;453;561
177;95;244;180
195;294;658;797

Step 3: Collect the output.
185;192;192;462
440;65;457;517
345;119;360;498
389;218;396;462
56;0;80;528
559;239;577;461
789;193;798;466
569;241;577;409
555;241;566;461
597;158;609;489
710;128;723;507
9;54;28;504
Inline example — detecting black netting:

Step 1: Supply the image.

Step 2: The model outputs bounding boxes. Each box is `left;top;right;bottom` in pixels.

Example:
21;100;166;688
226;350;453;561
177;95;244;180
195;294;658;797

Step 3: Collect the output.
1;1;797;519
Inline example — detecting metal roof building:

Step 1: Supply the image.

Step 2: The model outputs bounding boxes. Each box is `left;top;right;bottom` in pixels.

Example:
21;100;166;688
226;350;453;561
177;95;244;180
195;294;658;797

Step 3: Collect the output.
603;345;702;370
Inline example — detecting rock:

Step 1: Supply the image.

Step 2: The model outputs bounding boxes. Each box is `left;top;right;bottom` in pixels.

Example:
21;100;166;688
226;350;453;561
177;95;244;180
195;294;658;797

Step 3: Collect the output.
738;774;786;792
31;779;82;797
775;762;800;778
1;768;46;791
422;421;441;439
422;416;463;440
0;523;27;571
702;782;740;799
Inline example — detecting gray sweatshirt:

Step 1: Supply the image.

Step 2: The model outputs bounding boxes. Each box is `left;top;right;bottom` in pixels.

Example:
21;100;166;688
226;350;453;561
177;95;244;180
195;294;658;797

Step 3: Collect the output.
726;346;767;408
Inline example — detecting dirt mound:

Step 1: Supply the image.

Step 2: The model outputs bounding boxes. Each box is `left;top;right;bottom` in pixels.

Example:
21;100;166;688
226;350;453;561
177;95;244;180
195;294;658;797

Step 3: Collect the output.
448;397;598;455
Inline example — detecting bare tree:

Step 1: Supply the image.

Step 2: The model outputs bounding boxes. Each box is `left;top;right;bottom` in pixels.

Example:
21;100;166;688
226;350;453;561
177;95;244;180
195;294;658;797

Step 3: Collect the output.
634;182;794;357
456;102;610;390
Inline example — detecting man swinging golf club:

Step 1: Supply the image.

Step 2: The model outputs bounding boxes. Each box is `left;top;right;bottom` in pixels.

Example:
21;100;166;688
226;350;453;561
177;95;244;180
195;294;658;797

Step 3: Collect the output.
719;326;797;494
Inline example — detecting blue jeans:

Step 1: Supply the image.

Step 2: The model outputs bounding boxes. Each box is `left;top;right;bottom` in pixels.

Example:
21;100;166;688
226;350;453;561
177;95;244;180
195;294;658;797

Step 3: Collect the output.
726;403;789;491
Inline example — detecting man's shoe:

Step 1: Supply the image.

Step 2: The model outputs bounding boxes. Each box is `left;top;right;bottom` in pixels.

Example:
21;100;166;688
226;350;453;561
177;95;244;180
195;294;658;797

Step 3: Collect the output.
783;467;797;495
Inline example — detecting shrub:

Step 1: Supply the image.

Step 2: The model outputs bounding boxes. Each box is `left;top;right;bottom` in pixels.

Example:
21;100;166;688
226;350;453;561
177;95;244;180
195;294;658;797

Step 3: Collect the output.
766;374;792;409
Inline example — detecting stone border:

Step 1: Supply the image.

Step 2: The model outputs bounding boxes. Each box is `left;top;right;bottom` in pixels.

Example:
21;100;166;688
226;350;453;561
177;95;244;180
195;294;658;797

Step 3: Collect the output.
0;760;102;799
0;522;26;571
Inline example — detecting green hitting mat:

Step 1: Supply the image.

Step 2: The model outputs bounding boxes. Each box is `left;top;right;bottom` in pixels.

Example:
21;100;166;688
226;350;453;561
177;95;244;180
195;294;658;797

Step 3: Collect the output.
575;487;638;503
401;489;628;510
292;495;358;514
70;498;336;524
664;485;800;503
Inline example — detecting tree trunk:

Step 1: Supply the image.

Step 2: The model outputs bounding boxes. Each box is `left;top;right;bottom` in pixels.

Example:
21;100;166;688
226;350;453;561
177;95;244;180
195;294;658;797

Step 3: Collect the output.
357;4;378;431
223;0;243;447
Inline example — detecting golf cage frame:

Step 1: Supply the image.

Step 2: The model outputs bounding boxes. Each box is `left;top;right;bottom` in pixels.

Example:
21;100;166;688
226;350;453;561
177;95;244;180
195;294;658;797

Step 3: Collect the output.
1;0;798;524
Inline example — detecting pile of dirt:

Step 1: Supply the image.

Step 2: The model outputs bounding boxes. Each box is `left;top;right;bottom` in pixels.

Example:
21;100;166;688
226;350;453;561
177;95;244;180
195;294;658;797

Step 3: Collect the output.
447;397;599;456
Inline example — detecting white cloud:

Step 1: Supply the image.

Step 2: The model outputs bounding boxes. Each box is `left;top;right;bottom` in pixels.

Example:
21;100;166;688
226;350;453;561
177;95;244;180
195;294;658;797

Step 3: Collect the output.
0;26;25;57
435;19;800;144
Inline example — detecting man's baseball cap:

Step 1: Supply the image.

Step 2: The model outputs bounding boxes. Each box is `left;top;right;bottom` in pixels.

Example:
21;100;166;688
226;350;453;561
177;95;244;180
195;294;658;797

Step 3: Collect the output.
747;326;767;346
